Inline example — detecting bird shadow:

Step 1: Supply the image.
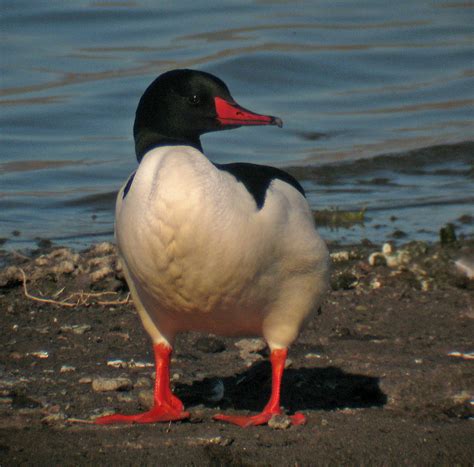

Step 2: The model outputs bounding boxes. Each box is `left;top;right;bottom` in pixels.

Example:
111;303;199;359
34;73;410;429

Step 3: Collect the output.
176;360;387;413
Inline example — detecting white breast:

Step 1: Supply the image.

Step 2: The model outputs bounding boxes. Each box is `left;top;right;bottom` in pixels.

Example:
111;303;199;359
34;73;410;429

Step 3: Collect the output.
115;146;329;347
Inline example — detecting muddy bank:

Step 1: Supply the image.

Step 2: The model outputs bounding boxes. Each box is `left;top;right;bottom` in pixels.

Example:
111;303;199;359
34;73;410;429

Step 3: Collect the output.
0;238;473;465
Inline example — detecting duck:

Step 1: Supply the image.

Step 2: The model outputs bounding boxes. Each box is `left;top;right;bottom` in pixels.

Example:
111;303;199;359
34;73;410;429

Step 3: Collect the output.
95;69;330;427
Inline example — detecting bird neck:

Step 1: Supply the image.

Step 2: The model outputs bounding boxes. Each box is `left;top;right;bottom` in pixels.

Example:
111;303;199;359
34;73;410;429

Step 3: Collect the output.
134;129;203;162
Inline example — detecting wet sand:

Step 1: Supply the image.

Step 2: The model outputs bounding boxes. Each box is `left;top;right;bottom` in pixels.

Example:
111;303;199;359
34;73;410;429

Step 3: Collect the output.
0;239;473;465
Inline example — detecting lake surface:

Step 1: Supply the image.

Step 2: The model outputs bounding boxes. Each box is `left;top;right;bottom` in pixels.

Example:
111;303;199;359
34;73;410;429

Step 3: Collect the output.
1;0;473;249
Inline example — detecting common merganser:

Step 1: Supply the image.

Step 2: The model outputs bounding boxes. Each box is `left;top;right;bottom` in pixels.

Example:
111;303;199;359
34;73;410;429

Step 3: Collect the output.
95;69;330;427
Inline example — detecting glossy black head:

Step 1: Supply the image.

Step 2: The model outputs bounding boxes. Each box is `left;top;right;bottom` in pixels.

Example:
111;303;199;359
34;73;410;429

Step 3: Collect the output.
133;69;282;161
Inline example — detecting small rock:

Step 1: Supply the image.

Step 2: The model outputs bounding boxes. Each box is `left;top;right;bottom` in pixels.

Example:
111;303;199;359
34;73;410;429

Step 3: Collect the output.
117;393;135;403
107;359;127;368
440;223;457;244
331;272;358;290
92;377;133;392
195;336;226;353
35;257;49;266
268;414;292;430
458;214;474;225
60;365;76;373
30;351;49;359
391;229;407;239
330;251;350;262
370;278;382;289
454;258;474;280
115;258;124;273
138;389;154;409
355;305;368;312
47;248;74;261
235;338;266;354
189;436;233;447
420;279;433;291
305;353;322;359
130;360;153;369
207;379;224;402
135;377;152;389
36;238;53;249
42;412;67;425
242;353;264;367
79;377;92;384
368;252;387;267
60;324;91;335
0;266;23;288
90;266;114;284
52;260;75;275
90;242;116;256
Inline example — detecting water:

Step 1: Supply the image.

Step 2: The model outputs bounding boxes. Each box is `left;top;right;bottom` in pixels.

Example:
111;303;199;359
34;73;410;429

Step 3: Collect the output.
1;0;473;249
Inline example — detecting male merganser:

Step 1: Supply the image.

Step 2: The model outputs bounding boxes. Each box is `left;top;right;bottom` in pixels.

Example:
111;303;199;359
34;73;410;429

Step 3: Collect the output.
95;69;330;427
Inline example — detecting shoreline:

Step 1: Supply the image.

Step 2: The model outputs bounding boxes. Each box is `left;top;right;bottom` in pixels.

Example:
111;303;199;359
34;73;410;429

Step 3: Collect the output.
1;237;473;464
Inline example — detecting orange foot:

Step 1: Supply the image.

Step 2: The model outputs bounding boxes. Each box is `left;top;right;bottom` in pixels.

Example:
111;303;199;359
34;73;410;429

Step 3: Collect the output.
95;405;190;425
213;411;306;428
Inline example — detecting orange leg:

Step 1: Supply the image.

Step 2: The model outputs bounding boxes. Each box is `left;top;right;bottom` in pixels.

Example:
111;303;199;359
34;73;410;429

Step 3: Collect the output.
95;343;189;424
213;348;306;427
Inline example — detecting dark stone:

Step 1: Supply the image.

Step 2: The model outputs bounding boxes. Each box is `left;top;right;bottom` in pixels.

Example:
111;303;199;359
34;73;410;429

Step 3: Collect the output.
440;223;457;245
331;272;358;290
195;336;226;353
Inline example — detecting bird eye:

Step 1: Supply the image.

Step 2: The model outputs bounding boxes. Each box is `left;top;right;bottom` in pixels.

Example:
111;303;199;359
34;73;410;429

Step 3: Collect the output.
188;95;201;105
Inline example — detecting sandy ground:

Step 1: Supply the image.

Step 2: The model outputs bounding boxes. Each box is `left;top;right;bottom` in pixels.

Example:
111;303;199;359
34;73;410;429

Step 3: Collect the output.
0;239;473;465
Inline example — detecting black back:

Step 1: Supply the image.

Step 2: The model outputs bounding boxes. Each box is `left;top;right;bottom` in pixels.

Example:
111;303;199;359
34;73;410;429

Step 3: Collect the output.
215;162;305;209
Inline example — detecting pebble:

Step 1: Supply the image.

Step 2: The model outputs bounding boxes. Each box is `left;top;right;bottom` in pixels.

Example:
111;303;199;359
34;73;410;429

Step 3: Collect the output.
305;353;322;359
107;359;127;368
242;353;264;367
52;260;75;275
330;251;350;262
91;377;133;392
90;242;116;256
370;278;382;289
42;412;67;425
235;338;266;354
0;266;23;288
30;351;49;359
331;272;358;290
207;379;224;402
116;393;135;403
368;252;387;267
60;365;76;373
89;265;114;284
79;376;93;384
60;324;91;335
195;336;226;353
189;436;233;447
268;414;292;430
138;389;154;409
135;377;152;388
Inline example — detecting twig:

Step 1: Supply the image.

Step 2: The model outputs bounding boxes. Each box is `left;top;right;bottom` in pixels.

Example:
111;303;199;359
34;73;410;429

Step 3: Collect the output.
98;292;131;306
20;269;132;308
20;269;76;308
67;418;96;424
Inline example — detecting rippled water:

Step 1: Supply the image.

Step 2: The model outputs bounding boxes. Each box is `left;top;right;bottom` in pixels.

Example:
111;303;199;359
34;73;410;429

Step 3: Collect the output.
1;0;473;248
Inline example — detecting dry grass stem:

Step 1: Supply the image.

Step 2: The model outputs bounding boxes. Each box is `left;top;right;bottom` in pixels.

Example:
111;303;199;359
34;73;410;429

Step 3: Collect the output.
20;269;131;308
